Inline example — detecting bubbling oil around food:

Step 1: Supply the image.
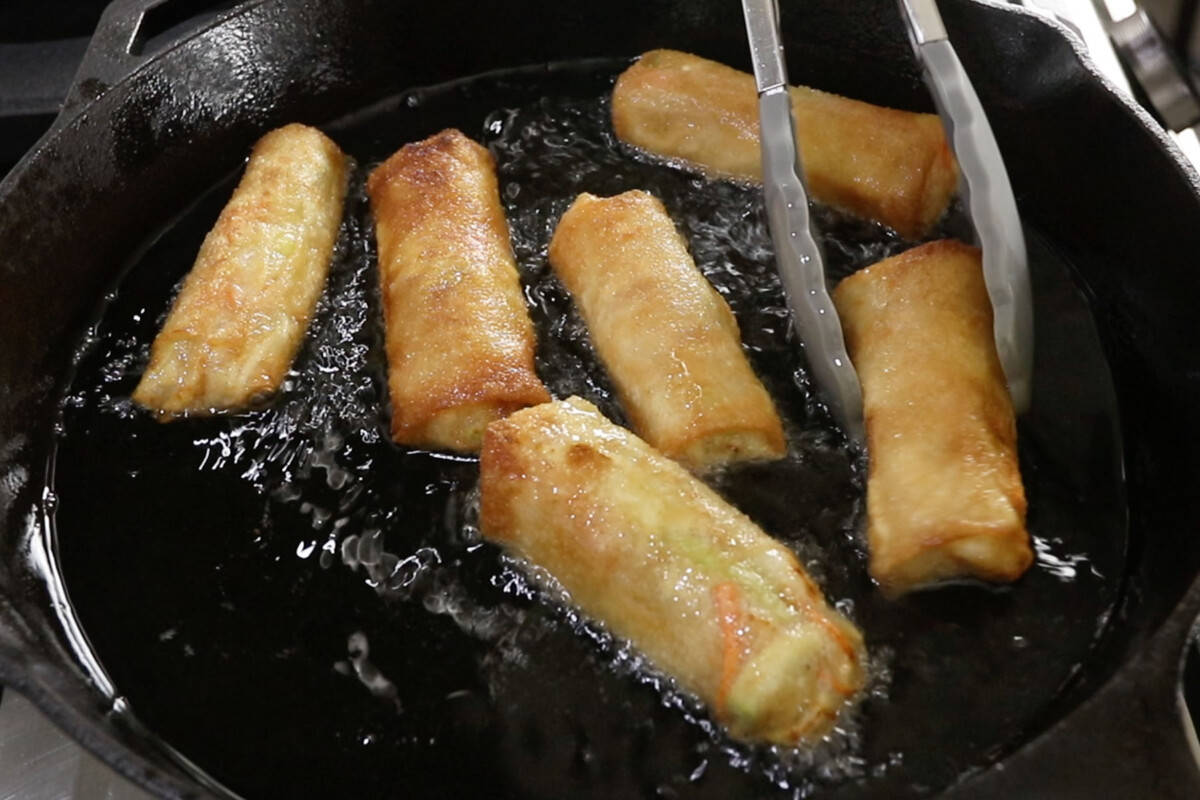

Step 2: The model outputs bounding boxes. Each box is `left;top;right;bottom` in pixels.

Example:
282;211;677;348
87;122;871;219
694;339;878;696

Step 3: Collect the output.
51;59;1126;800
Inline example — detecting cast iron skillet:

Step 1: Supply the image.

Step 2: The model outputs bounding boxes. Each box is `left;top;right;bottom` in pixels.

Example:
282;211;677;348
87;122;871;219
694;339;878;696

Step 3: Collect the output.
1;0;1200;797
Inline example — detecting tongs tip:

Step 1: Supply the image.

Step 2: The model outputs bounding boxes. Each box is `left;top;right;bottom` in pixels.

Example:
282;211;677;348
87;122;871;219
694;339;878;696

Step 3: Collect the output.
900;0;1034;413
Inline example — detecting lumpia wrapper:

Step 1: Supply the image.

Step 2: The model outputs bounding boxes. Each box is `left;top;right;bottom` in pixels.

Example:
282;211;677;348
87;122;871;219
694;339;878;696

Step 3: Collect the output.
833;240;1032;594
612;49;958;239
548;190;785;470
480;397;865;743
367;128;550;452
133;123;348;415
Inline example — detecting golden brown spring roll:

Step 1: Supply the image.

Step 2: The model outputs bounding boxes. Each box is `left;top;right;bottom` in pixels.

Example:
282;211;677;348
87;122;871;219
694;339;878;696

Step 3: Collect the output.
366;128;550;452
132;123;349;415
547;190;785;470
611;49;958;239
833;240;1032;595
481;396;864;743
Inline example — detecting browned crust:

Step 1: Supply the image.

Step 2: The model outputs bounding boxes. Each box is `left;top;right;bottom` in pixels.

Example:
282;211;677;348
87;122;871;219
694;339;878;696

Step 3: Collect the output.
132;123;349;416
547;190;785;469
612;50;762;179
478;397;864;743
612;49;959;239
367;128;550;452
478;412;525;546
917;136;960;235
834;240;1032;594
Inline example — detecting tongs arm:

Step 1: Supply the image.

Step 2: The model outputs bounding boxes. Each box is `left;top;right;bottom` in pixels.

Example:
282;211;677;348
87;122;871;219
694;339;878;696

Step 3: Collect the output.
741;0;865;444
900;0;1034;412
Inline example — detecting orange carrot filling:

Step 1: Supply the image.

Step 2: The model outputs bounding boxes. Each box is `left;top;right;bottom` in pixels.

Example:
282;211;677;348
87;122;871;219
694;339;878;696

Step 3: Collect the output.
712;581;746;713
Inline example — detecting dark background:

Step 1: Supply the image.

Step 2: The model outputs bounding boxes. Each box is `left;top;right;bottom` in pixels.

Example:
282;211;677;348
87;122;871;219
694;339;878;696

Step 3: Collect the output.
0;1;110;40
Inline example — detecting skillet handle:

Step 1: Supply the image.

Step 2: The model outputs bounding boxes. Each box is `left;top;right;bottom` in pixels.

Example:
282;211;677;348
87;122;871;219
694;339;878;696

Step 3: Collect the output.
946;573;1200;799
0;0;171;125
47;0;236;135
0;0;234;125
59;0;174;123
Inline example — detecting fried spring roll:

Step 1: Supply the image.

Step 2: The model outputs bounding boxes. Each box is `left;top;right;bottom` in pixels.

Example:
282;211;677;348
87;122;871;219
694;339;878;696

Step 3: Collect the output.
481;397;865;743
833;240;1032;595
132;123;348;415
611;49;958;239
548;190;785;470
367;129;550;452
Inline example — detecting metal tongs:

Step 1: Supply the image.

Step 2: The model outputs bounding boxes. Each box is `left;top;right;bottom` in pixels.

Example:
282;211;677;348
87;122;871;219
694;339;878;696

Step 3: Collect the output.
740;0;1034;446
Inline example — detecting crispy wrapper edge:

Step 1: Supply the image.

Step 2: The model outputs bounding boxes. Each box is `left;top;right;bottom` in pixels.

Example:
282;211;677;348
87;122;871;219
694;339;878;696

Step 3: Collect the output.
367;128;550;452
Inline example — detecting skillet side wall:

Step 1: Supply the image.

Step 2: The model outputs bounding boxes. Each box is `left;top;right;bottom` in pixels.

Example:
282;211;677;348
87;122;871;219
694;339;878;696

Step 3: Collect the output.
941;1;1200;638
0;0;1196;797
